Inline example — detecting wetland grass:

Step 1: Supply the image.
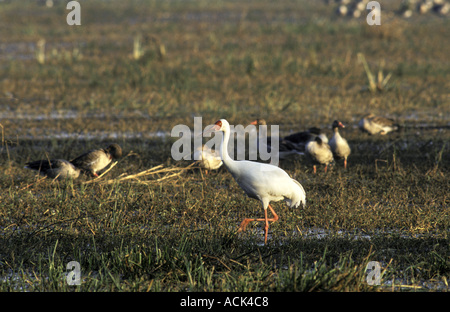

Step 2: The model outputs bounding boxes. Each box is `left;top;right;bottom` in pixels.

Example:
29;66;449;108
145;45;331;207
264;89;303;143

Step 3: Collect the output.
0;0;449;292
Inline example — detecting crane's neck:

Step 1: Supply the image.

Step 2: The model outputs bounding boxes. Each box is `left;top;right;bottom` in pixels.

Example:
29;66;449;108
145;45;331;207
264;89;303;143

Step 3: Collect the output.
219;127;237;171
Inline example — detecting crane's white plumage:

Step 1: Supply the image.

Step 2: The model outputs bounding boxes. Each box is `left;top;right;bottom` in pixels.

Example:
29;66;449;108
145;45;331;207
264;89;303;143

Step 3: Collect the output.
204;119;306;244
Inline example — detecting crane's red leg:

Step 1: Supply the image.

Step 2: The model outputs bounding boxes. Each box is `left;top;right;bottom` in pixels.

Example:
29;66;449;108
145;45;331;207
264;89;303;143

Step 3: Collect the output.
237;204;279;244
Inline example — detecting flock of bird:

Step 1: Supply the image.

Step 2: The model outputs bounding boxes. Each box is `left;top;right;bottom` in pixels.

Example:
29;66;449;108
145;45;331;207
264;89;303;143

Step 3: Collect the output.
332;0;450;18
195;113;398;243
196;113;399;175
24;113;398;244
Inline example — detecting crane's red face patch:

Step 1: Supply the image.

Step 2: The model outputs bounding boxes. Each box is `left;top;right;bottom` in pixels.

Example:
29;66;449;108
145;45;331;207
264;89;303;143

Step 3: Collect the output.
215;120;222;127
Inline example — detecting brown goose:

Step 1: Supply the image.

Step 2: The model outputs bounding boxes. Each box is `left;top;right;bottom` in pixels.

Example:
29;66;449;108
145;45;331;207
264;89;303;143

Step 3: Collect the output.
250;119;304;160
329;120;351;169
25;159;80;180
283;127;328;151
71;143;122;177
358;113;399;135
305;136;334;174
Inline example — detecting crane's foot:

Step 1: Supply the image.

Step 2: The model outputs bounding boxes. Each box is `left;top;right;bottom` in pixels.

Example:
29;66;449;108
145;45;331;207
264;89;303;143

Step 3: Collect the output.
237;205;279;245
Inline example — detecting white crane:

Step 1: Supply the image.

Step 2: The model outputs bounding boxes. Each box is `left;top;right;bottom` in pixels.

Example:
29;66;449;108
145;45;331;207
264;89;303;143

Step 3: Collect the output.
203;119;306;244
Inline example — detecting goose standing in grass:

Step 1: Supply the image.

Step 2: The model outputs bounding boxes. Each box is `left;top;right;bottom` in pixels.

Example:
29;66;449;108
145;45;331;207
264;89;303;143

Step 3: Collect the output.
193;144;223;174
71;143;122;177
305;136;334;174
203;119;306;244
329;120;351;169
283;127;328;151
358;113;399;135
25;159;80;180
250;119;304;160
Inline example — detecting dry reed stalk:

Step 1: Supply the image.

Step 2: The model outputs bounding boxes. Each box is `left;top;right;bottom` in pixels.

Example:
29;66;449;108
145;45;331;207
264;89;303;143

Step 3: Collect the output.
83;162;196;185
133;35;144;60
82;161;120;185
19;176;48;191
36;39;46;64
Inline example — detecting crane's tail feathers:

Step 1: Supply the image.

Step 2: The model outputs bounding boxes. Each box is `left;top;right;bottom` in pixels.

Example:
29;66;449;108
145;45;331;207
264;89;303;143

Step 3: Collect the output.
292;179;306;207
